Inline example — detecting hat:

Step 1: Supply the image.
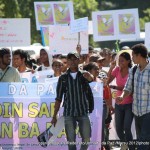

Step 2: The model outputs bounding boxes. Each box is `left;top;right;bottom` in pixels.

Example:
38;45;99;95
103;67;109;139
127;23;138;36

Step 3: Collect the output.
89;54;105;62
97;55;105;61
67;52;80;59
89;54;100;62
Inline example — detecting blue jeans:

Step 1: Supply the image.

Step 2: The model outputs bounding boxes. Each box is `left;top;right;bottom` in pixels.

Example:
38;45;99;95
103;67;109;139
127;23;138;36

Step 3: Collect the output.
135;112;150;150
64;116;91;150
102;104;107;142
115;103;134;149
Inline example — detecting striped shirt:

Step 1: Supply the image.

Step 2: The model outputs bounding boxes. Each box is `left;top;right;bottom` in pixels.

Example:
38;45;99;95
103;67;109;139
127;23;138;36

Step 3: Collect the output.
55;69;91;116
124;62;150;116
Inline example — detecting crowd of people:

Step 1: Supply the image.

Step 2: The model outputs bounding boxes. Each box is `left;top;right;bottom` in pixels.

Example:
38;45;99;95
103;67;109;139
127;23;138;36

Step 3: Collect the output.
0;43;150;150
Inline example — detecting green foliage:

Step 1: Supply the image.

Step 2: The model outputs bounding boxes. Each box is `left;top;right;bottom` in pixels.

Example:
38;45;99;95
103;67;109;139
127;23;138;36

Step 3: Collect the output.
73;0;98;19
140;8;150;31
0;0;150;49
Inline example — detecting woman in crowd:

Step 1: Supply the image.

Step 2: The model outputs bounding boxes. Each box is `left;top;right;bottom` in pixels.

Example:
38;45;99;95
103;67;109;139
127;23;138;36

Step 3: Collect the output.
51;59;63;77
36;48;52;71
83;62;113;150
107;52;134;150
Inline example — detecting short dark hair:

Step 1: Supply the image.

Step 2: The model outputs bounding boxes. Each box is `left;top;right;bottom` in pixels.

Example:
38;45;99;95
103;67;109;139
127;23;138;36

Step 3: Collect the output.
89;54;100;62
83;62;98;71
13;49;29;63
89;46;94;51
148;52;150;57
0;48;10;58
58;54;67;59
131;43;148;58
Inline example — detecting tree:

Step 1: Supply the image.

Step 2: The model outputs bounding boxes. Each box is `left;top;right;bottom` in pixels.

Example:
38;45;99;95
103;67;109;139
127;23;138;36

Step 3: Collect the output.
1;0;150;49
94;0;150;50
73;0;98;47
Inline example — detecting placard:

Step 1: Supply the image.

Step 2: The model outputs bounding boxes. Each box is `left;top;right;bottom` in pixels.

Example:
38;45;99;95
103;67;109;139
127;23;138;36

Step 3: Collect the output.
34;1;74;30
70;17;88;34
145;22;150;51
92;9;140;41
49;25;88;54
0;19;30;46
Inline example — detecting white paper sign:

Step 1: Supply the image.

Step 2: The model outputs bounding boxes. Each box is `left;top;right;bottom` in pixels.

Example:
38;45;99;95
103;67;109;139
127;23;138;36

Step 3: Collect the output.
88;21;93;35
0;19;30;46
20;70;54;83
145;23;150;51
34;1;74;30
49;25;88;55
92;9;140;41
70;17;88;34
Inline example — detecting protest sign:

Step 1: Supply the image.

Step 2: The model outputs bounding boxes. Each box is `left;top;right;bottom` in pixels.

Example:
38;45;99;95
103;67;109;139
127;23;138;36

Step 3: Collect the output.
20;70;54;83
49;25;88;55
92;10;116;41
92;9;140;41
145;22;150;51
0;19;30;46
70;17;88;34
0;81;103;150
34;1;74;30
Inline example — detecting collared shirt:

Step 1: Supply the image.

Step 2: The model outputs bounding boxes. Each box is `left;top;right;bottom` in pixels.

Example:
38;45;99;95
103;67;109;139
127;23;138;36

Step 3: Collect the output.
124;62;150;116
55;69;90;117
0;66;21;82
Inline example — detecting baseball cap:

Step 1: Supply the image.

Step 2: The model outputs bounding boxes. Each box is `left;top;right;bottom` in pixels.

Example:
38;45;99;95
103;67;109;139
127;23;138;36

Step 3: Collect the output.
89;54;105;62
67;52;80;59
97;55;105;61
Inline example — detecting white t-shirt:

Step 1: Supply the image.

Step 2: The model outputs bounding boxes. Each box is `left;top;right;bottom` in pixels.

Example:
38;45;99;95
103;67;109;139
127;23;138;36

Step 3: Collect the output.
70;72;77;79
41;65;51;70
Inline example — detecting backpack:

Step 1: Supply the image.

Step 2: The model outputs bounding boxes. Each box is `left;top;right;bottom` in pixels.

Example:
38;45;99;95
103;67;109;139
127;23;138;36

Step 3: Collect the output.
61;72;94;113
132;65;137;93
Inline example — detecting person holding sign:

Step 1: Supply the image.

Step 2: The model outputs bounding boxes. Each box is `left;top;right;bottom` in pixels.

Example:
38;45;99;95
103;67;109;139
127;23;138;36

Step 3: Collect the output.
51;52;94;150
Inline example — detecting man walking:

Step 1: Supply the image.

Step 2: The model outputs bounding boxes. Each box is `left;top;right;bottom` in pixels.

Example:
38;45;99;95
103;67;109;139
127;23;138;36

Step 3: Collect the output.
116;44;150;150
51;52;94;150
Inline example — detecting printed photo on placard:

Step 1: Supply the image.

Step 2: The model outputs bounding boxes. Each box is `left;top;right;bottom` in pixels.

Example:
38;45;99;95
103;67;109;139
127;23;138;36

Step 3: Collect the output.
34;1;74;30
35;3;54;27
92;11;116;41
53;3;71;25
116;9;140;39
92;9;140;41
97;14;114;36
119;14;135;34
